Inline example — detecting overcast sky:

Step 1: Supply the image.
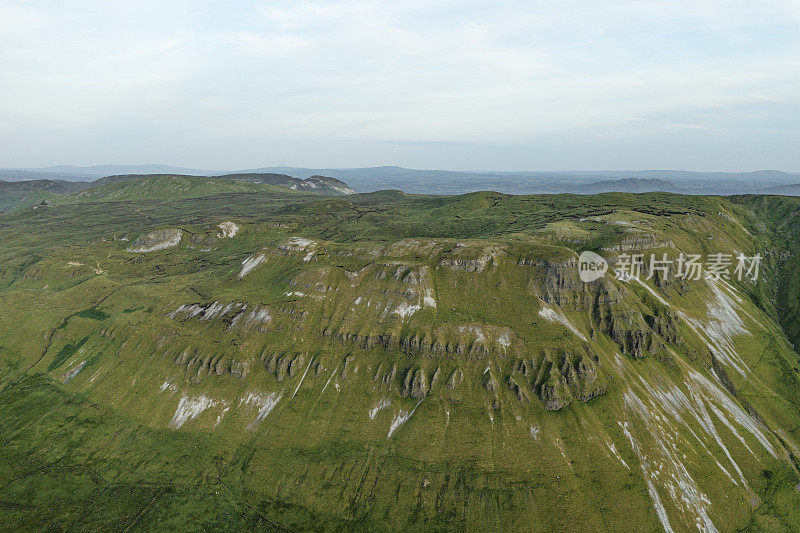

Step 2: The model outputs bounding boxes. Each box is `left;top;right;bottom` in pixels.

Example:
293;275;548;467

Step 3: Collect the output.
1;0;798;171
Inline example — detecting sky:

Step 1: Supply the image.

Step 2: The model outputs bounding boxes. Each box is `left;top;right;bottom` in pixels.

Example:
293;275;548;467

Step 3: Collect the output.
1;0;799;172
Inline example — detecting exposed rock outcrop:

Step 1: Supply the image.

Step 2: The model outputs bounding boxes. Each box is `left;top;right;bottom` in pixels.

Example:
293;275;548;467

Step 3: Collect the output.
128;228;182;253
510;346;606;411
447;368;463;390
438;254;493;272
169;301;271;331
401;368;429;399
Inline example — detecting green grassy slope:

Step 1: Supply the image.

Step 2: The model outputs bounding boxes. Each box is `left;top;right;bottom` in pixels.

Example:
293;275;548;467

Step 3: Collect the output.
89;172;355;196
732;195;800;352
55;175;309;204
0;179;87;213
0;189;62;213
1;189;799;531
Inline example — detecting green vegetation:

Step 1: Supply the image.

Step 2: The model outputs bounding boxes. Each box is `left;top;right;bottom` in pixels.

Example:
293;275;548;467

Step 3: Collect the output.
1;177;799;530
75;308;110;320
55;175;307;204
47;337;88;371
0;172;351;214
0;179;82;213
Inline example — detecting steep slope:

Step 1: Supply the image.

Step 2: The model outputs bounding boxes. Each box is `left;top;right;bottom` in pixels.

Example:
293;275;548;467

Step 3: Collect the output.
733;195;800;352
1;190;799;531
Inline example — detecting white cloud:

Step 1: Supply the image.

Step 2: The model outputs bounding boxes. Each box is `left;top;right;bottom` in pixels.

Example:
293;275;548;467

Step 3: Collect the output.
0;0;798;169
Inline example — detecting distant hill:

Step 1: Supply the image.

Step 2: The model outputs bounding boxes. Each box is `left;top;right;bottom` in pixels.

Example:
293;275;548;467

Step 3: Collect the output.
573;178;686;194
0;164;210;182
215;173;354;195
760;183;800;196
0;172;355;212
88;173;354;196
0;179;87;194
0;169;96;181
90;173;201;186
0;179;89;212
39;164;209;176
242;166;800;195
3;163;800;196
58;175;308;204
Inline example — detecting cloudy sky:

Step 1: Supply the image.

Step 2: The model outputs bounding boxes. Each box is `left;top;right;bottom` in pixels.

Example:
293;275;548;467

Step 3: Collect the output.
1;0;799;171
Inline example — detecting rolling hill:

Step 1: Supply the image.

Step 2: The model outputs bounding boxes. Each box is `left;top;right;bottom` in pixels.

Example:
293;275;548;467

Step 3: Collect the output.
87;173;354;196
760;183;800;196
0;179;88;213
214;173;355;195
0;173;355;213
573;178;687;194
58;175;310;204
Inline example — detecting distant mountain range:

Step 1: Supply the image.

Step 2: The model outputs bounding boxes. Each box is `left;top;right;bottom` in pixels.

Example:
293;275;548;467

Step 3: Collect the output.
0;164;209;180
238;166;800;195
2;164;800;196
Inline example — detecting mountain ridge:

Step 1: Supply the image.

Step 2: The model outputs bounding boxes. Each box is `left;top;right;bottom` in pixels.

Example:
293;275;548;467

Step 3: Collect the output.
0;174;355;213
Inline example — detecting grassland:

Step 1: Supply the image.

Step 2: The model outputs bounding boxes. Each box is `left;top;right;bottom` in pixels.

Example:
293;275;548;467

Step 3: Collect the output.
1;179;799;531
